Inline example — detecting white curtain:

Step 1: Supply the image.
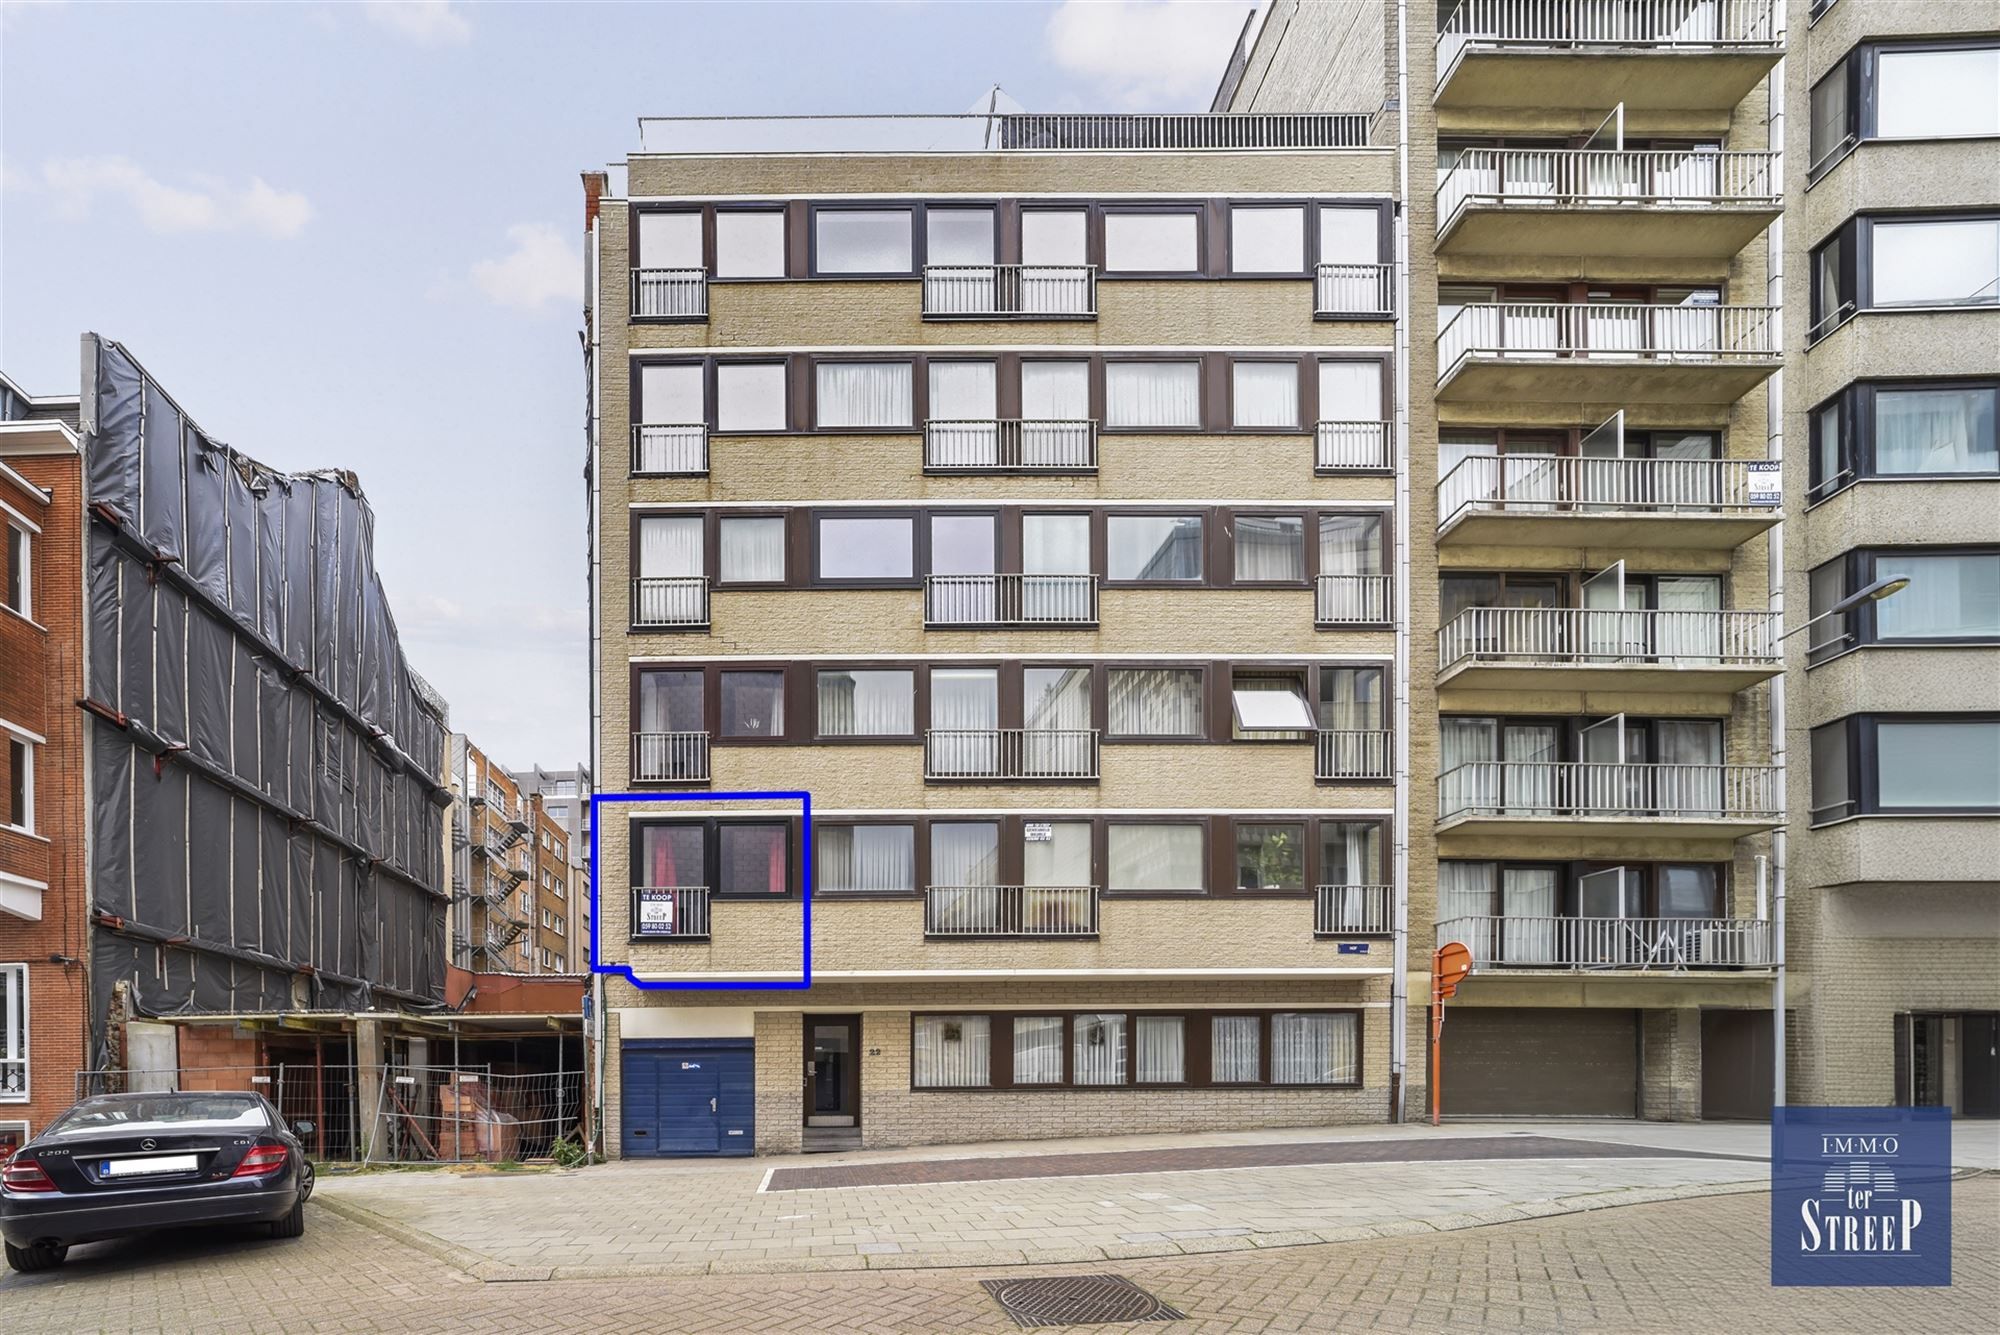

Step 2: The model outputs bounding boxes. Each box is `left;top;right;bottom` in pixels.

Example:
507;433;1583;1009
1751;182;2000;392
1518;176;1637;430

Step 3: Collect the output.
1319;668;1382;731
640;363;703;424
928;361;997;419
1072;1013;1127;1085
715;363;787;432
1230;205;1305;273
1272;1013;1355;1084
929;669;999;775
815;824;915;894
1211;1016;1260;1083
1440;718;1497;819
816;362;913;428
1319;361;1383;422
1235;515;1305;581
1105;362;1201;428
1877;554;2000;639
637;211;701;269
930;822;999;887
1021;210;1087;265
1021;512;1092;620
1012;1017;1065;1084
1023;822;1090;887
718;516;785;583
913;1016;990;1089
1500;868;1557;965
1657;576;1722;662
1658;719;1724;815
1022;361;1090;418
1438;861;1496;934
1108;667;1203;737
1104;213;1197;272
1108;824;1202;892
1023;668;1092;775
1232;362;1299;428
1135;1016;1186;1083
1323;823;1378;886
1317;514;1382;576
815;669;913;737
637;516;704;624
1318;206;1379;265
1504;723;1559;814
713;211;785;279
1875;388;1997;474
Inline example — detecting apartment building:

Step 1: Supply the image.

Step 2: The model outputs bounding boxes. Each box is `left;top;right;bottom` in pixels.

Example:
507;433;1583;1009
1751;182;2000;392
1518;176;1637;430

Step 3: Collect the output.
528;795;576;974
514;763;594;960
584;110;1410;1155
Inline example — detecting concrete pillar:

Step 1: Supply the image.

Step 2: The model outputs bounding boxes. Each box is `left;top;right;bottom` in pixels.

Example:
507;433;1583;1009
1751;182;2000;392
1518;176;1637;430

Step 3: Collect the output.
354;1017;386;1161
1640;1007;1703;1122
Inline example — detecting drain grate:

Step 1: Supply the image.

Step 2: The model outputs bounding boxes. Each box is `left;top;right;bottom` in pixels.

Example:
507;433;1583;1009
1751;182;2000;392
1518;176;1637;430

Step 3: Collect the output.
980;1274;1186;1328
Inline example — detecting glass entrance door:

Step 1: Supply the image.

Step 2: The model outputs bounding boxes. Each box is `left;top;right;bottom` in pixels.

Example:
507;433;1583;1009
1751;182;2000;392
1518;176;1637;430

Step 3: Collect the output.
806;1016;861;1128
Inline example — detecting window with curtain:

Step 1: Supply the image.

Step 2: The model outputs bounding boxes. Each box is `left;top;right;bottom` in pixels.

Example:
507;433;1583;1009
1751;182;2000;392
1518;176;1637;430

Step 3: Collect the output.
1319;361;1384;423
1500;868;1557;964
1211;1015;1261;1083
1012;1016;1065;1084
636;515;705;625
929;513;996;577
1271;1013;1356;1084
1318;207;1379;264
715;363;787;432
1319;667;1384;731
1809;65;1848;168
1877;720;2000;810
634;824;703;889
1810;721;1853;823
1021;361;1091;420
1135;1016;1186;1084
636;669;703;734
1321;822;1380;887
1105;361;1201;428
913;1016;991;1088
1875;386;1999;475
1232;362;1299;429
929;670;1000;776
925;207;995;266
1876;46;2000;139
1021;210;1088;266
1072;1012;1127;1085
1230;205;1305;273
1870;217;1999;308
816;362;914;428
719;671;784;738
815;669;914;737
1107;514;1203;580
815;824;915;894
1233;515;1305;581
1023;821;1091;890
927;361;997;422
930;821;999;888
714;211;785;278
1107;823;1203;893
814;208;914;274
816;514;914;581
1022;513;1090;575
718;516;785;584
1658;865;1720;917
637;211;701;269
1230;671;1315;737
1874;552;2000;640
717;824;788;895
1103;212;1198;272
1318;514;1383;576
1437;860;1497;926
1234;823;1304;891
639;363;703;425
1107;667;1204;737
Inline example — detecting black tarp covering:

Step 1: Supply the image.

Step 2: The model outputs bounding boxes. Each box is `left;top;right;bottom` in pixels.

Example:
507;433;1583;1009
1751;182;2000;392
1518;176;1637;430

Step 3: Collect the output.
80;334;447;1048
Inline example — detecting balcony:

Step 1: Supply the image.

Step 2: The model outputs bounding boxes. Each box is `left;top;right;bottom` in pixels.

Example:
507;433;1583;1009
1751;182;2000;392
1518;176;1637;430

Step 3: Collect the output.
631;577;709;630
924;728;1100;781
1436;303;1780;405
1436;455;1781;549
1316;574;1393;626
924;419;1097;473
1315;883;1395;937
1435;149;1781;260
1317;729;1394;781
922;265;1096;320
1435;0;1784;117
632;424;707;477
1315;263;1395;318
1438;761;1782;838
630;731;711;784
1316;421;1393;472
630;886;712;941
923;885;1099;938
1438;914;1771;971
631;268;707;320
923;574;1099;628
1437;607;1780;693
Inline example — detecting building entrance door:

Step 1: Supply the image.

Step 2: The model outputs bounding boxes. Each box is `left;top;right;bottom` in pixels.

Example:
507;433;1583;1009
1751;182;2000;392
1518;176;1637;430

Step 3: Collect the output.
805;1015;861;1128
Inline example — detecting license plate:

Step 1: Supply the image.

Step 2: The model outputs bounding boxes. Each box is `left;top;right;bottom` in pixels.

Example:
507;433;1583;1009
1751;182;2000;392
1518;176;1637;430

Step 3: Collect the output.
100;1154;199;1177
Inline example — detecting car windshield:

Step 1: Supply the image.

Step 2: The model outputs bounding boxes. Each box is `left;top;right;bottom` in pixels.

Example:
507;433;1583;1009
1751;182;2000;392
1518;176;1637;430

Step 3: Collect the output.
49;1095;269;1135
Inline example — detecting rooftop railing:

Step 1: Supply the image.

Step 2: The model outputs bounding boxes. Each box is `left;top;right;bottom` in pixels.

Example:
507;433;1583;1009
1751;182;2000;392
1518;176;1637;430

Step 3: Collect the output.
1437;0;1782;55
1437;914;1772;970
636;112;1376;156
1438;148;1780;229
1438;607;1780;673
1438;302;1780;378
1437;455;1777;528
924;885;1099;938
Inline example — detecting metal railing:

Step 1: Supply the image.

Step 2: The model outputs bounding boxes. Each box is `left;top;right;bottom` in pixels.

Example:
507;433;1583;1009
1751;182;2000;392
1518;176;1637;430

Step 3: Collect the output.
1438;148;1779;227
1438;303;1780;376
1437;455;1776;526
924;885;1100;937
631;268;707;319
1437;0;1782;57
925;728;1100;780
631;576;709;628
1318;729;1394;780
632;424;707;476
1438;761;1781;821
637;112;1376;155
1315;883;1395;936
630;886;712;941
924;574;1099;626
922;265;1096;318
997;112;1372;151
630;731;711;783
1436;914;1772;970
925;418;1098;471
1316;421;1393;471
1438;606;1779;672
1316;573;1393;625
1315;263;1395;316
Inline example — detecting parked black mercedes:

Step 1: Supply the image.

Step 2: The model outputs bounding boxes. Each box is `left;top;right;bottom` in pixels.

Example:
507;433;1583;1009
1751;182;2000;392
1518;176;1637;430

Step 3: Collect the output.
1;1091;314;1273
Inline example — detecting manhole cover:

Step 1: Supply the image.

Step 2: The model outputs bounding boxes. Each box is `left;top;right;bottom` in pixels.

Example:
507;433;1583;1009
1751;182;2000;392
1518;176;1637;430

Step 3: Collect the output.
980;1274;1186;1328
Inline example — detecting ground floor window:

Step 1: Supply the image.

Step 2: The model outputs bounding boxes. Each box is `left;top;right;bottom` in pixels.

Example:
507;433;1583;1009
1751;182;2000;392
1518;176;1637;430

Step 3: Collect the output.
910;1009;1360;1090
0;963;25;1100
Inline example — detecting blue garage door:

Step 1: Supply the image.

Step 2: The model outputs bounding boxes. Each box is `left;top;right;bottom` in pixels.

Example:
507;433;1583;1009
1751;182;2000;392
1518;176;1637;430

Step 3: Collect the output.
621;1040;756;1157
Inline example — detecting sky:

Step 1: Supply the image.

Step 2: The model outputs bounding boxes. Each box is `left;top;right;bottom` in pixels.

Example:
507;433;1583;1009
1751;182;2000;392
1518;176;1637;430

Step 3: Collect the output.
0;0;1261;771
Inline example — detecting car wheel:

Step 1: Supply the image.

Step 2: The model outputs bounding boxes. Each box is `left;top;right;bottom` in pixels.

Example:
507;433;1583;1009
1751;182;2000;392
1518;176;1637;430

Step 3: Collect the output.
269;1197;307;1240
299;1160;315;1204
4;1240;68;1274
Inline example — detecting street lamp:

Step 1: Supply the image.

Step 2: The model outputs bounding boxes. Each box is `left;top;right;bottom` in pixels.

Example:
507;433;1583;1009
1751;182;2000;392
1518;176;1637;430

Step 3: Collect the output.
1776;575;1909;642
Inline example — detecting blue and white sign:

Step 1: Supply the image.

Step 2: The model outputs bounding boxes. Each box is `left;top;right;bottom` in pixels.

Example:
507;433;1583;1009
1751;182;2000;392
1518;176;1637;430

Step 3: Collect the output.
1771;1106;1951;1287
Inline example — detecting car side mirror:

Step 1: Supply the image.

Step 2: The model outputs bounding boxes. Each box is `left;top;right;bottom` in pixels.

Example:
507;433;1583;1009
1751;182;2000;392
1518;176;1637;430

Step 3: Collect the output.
291;1120;315;1138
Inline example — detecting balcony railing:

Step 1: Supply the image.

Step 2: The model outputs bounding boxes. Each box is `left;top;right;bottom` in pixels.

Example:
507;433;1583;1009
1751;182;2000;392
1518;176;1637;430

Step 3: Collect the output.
637;112;1376;155
632;424;707;476
924;574;1099;627
924;885;1099;937
631;576;709;629
1438;607;1779;673
1437;0;1782;55
631;268;707;319
1315;263;1395;317
925;728;1100;780
1438;303;1780;376
631;731;711;784
924;419;1098;472
1316;421;1392;472
1437;914;1772;970
1316;574;1393;625
1316;883;1395;936
922;265;1097;319
1317;729;1394;781
1438;148;1780;227
630;886;711;941
1438;761;1781;822
1437;455;1777;527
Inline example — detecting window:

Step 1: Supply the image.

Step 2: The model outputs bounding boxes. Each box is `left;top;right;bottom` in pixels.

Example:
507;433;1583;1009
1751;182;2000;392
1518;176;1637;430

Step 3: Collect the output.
1812;715;2000;820
1103;211;1198;273
1318;513;1384;578
1808;64;1851;170
1874;45;2000;140
1021;209;1087;267
913;1015;990;1088
3;523;27;617
1321;821;1381;887
717;823;789;895
1012;1016;1064;1084
816;823;916;894
815;362;913;429
1233;515;1305;582
1212;1016;1260;1084
1272;1012;1357;1085
1231;671;1315;736
0;964;24;1100
719;671;784;739
1134;1016;1186;1084
1107;667;1204;738
1231;361;1299;429
1874;553;2000;641
925;207;995;267
1320;667;1385;733
1106;514;1202;581
555;956;565;972
1108;823;1204;893
1104;361;1201;429
1318;361;1383;424
927;360;997;424
1230;205;1305;274
637;210;701;270
1318;206;1380;265
814;208;913;275
4;738;28;832
1234;822;1305;892
911;1010;1358;1092
714;210;785;278
1811;381;1999;496
1072;1012;1127;1085
715;363;787;432
1872;218;1999;308
816;669;915;737
718;516;786;584
815;514;915;582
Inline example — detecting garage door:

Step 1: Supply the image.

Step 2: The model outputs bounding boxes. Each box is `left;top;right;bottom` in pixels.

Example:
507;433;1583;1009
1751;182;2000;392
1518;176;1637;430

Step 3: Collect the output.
1700;1010;1773;1121
1440;1008;1637;1117
621;1039;756;1157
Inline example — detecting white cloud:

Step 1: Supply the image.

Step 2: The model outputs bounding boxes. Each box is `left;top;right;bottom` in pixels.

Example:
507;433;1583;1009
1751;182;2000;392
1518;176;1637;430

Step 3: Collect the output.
361;0;472;45
1045;0;1255;109
36;156;312;238
470;223;579;313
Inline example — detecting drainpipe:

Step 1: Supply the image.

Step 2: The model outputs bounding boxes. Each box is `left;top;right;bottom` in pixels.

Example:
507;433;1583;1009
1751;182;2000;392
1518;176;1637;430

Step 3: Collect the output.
1389;0;1414;1124
584;184;608;1152
1765;37;1788;1111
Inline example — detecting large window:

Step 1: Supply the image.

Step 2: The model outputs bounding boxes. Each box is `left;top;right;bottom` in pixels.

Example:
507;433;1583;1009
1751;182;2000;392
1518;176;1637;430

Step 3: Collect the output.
1102;210;1199;273
912;1016;991;1089
718;671;784;739
1107;822;1204;893
1318;206;1380;266
1231;361;1300;429
714;210;786;278
1106;514;1202;581
715;362;787;432
4;523;28;617
718;516;786;584
926;207;995;267
814;514;915;583
816;669;915;737
1813;215;2000;335
718;823;789;895
637;210;700;271
1234;822;1305;891
0;964;24;1101
1107;667;1204;738
813;208;914;275
1812;715;2000;821
1233;514;1306;582
911;1010;1358;1091
816;823;916;894
1810;380;1999;497
1811;42;2000;175
1104;361;1201;429
1808;548;2000;660
632;820;792;898
1318;361;1384;424
815;362;914;429
1229;205;1305;275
